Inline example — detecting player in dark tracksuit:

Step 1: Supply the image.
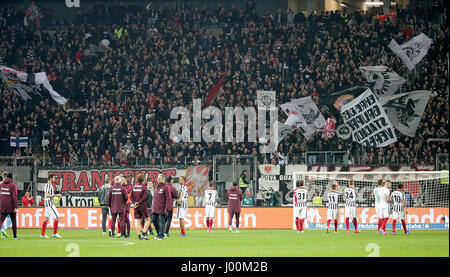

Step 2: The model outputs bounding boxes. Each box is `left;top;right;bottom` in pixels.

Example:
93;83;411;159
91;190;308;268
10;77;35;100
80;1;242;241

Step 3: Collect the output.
121;177;132;238
130;174;150;240
227;180;243;233
164;176;178;237
0;176;19;239
151;174;172;240
108;177;128;238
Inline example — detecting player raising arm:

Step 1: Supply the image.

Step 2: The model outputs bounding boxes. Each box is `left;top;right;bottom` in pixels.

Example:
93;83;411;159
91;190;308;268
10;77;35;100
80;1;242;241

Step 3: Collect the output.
391;183;409;235
204;182;219;233
293;180;307;234
344;180;360;233
327;180;343;233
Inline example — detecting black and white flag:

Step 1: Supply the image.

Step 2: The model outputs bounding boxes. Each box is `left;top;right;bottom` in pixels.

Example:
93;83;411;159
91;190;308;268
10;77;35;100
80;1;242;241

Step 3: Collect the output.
388;33;432;71
341;88;397;148
281;96;326;139
257;90;276;108
0;65;67;105
379;90;431;137
359;65;406;97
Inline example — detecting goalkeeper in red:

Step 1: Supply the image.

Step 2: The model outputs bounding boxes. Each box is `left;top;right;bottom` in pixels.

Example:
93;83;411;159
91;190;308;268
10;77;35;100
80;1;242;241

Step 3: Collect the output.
293;180;307;233
391;183;409;235
344;180;360;233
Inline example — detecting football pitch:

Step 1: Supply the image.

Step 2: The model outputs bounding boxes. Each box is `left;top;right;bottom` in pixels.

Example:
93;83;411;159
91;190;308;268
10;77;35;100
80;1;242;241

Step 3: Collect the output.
0;229;448;257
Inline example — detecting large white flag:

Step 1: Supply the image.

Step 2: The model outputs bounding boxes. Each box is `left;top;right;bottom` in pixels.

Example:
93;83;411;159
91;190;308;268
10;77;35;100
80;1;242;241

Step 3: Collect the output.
280;96;326;139
359;65;406;97
379;90;431;137
341;88;397;148
388;33;432;71
0;65;67;105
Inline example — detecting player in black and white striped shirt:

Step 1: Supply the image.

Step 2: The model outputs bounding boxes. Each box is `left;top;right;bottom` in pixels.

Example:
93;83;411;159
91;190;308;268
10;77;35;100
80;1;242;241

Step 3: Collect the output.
390;183;409;235
40;173;62;238
176;176;188;237
204;182;219;233
293;180;308;233
327;181;343;233
344;180;360;233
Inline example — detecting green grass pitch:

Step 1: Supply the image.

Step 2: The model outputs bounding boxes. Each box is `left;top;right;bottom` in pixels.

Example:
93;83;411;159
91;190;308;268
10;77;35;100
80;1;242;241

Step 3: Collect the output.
0;229;448;257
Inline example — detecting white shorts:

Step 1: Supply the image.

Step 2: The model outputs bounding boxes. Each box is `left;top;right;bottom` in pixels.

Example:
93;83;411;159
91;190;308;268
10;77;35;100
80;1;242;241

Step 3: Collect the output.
378;205;389;219
205;205;216;218
294;207;307;219
392;211;405;221
176;207;188;219
345;206;356;218
327;209;338;220
45;205;60;219
375;204;380;218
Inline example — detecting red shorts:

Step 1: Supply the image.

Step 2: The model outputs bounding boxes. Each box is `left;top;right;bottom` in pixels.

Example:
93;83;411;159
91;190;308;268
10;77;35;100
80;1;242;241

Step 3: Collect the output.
134;207;149;219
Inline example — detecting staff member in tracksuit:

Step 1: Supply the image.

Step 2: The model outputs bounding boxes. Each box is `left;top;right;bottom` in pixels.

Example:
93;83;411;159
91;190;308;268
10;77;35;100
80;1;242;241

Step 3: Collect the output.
151;174;172;240
121;176;132;238
97;176;111;236
164;175;178;237
130;174;150;240
108;176;128;238
227;180;243;233
0;174;19;239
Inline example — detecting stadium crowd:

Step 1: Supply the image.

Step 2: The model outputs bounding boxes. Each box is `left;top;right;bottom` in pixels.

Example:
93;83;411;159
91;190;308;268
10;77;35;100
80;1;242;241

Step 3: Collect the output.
0;0;448;169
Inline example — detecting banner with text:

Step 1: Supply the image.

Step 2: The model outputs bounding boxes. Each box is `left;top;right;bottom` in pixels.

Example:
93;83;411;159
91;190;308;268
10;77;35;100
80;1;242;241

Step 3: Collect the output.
37;166;210;207
341;88;397;147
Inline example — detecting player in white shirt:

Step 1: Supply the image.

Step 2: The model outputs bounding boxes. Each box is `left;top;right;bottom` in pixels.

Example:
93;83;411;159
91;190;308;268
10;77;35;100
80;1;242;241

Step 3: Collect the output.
327;181;343;233
204;182;219;233
390;183;409;235
293;180;308;233
40;173;62;238
372;179;383;233
176;176;189;237
344;180;360;233
378;181;391;235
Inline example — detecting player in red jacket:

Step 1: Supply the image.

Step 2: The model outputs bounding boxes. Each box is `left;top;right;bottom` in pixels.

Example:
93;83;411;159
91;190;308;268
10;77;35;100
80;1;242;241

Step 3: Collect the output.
0;174;19;239
227;180;243;233
151;174;172;240
131;174;150;240
108;176;128;238
121;176;132;238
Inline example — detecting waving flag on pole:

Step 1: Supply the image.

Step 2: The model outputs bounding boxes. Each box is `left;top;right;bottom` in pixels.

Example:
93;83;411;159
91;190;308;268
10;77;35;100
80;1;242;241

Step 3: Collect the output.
379;90;431;137
10;137;29;147
205;75;225;106
281;96;326;139
0;65;67;104
388;33;432;71
359;65;406;97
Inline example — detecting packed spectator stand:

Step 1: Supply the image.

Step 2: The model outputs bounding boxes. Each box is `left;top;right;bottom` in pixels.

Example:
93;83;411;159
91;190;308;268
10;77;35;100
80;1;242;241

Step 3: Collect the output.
0;0;448;171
